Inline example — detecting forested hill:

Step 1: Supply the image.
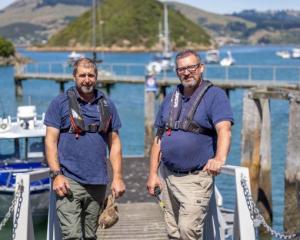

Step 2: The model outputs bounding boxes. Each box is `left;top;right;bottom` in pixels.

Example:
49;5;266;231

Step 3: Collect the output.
47;0;212;50
232;10;300;44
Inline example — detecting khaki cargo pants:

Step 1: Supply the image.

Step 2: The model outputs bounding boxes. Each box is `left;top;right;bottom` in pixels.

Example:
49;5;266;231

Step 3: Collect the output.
159;163;213;240
56;177;106;240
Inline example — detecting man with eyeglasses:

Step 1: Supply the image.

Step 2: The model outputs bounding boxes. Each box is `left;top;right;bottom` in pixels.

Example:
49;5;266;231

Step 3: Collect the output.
45;58;125;239
147;49;233;239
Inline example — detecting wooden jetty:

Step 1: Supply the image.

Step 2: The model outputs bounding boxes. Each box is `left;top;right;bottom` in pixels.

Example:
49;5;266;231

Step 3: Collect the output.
12;62;300;237
14;63;300;96
97;202;168;240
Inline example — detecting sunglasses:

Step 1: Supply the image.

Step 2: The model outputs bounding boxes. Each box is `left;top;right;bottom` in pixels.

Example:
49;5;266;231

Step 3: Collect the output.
77;73;96;79
176;63;200;74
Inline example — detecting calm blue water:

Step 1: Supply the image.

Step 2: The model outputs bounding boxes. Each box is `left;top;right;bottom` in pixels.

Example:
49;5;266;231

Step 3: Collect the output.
0;44;299;238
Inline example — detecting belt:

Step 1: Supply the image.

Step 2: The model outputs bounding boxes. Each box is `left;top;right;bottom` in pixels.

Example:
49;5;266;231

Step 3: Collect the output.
165;164;204;175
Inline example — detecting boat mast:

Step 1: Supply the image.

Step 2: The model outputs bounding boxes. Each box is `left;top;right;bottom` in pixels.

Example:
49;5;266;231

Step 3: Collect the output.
163;1;170;55
92;0;97;61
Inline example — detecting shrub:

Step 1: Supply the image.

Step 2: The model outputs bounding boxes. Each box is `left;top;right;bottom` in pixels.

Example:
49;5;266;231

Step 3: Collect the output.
0;36;15;57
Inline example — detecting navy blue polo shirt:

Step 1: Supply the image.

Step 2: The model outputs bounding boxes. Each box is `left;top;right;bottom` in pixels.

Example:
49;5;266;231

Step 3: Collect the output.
155;82;234;171
44;87;121;185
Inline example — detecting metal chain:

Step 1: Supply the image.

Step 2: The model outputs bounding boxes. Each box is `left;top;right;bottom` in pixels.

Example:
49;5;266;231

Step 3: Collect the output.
0;181;24;233
241;174;300;240
12;181;24;240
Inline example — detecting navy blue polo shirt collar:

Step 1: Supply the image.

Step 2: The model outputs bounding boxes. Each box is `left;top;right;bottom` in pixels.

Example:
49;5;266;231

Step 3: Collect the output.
69;86;104;104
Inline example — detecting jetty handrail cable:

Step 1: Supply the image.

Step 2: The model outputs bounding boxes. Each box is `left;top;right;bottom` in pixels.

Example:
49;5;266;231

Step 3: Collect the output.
241;174;300;240
0;180;24;238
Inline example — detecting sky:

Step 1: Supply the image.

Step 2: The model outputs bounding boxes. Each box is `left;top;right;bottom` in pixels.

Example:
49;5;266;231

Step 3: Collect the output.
0;0;299;14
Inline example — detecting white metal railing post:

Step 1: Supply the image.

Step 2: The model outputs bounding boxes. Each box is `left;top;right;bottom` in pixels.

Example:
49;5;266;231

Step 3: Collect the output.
203;187;222;239
218;165;255;240
225;67;228;81
126;64;130;76
47;181;62;240
234;167;255;239
248;65;252;81
299;67;300;84
49;63;52;75
14;174;35;240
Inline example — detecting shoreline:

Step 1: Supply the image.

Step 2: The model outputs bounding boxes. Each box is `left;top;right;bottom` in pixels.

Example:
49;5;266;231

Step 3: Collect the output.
26;45;212;53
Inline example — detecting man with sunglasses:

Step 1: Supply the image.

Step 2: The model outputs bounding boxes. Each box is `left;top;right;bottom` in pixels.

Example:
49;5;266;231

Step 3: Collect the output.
147;49;233;239
45;58;125;239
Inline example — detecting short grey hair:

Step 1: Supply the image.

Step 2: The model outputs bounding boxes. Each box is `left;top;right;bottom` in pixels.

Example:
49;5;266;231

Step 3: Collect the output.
175;49;201;66
72;58;98;77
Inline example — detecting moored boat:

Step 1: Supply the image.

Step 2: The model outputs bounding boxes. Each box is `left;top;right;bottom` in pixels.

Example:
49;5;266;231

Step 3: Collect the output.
0;105;49;218
67;51;85;65
146;2;174;75
276;50;291;59
291;48;300;58
220;51;235;67
205;49;220;64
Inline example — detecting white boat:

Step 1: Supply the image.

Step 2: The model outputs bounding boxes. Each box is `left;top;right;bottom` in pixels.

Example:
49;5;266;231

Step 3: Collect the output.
291;48;300;58
67;51;85;65
0;105;49;218
220;51;235;67
205;49;220;64
146;2;174;75
276;50;291;59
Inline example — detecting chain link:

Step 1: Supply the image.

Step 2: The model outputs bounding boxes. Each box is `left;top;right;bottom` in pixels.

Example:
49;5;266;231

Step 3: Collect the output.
241;174;300;239
0;181;24;235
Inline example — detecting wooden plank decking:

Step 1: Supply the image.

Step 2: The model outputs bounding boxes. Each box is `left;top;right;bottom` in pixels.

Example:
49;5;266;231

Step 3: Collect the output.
97;202;168;240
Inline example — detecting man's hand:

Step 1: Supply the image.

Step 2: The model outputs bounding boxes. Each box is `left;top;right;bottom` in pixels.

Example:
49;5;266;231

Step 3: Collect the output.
203;158;225;176
147;173;162;196
111;177;125;198
53;175;70;197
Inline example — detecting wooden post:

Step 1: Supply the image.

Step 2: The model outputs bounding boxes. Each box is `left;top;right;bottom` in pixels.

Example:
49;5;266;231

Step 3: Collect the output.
241;91;262;201
158;86;167;103
241;91;273;236
258;98;273;231
284;93;300;232
144;72;158;158
144;90;155;157
59;82;65;93
15;79;23;97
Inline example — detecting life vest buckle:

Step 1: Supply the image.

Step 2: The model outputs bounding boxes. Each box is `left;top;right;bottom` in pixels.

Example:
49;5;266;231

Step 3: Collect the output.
174;121;180;130
166;128;172;136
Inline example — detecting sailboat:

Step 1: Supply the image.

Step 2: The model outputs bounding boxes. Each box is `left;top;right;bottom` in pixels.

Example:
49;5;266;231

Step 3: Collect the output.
220;51;235;67
146;1;174;75
91;0;114;77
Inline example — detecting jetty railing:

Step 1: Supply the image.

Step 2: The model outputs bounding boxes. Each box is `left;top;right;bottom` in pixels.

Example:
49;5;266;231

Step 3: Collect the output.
9;165;255;240
12;168;50;240
204;165;255;240
15;62;300;83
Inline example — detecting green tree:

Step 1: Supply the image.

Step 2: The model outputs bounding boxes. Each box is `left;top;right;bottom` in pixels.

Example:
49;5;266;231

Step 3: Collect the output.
0;36;15;57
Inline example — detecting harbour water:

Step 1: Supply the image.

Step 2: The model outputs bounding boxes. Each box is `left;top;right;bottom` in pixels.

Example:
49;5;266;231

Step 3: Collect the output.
0;44;299;239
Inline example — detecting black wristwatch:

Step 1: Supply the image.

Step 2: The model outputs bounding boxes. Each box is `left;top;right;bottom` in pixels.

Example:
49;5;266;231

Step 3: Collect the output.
49;169;63;179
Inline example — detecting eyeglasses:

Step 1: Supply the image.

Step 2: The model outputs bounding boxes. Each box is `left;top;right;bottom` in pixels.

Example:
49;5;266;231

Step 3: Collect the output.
77;73;96;79
176;63;200;74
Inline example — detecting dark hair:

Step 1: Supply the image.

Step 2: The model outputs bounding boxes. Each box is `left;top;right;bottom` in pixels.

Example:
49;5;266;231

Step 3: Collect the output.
175;49;201;66
72;58;98;77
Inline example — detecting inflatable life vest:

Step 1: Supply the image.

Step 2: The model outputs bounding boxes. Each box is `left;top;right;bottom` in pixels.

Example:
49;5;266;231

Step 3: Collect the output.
64;89;111;138
157;80;216;138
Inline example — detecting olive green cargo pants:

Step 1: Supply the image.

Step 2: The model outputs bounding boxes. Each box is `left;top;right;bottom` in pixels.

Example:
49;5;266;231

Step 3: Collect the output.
56;177;106;240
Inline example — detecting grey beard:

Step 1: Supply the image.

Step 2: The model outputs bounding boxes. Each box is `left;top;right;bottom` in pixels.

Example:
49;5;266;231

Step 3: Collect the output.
80;85;94;93
181;79;197;88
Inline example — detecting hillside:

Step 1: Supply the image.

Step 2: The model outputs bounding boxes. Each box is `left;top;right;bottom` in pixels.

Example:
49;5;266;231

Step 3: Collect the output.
1;0;299;46
171;2;300;44
47;0;212;50
169;2;255;45
232;10;300;44
0;0;89;46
